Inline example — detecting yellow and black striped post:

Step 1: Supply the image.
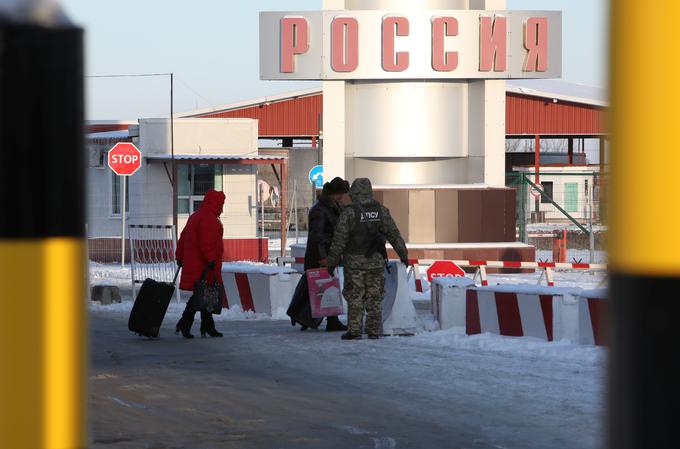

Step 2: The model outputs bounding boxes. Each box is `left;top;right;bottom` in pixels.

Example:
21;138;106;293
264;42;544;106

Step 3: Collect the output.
609;2;680;448
0;20;87;449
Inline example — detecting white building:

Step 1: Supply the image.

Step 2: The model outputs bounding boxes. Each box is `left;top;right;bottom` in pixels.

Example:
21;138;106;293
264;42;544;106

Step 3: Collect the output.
514;165;601;223
87;118;274;245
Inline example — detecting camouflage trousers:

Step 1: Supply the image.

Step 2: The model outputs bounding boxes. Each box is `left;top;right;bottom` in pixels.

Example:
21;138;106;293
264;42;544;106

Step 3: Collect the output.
343;267;385;336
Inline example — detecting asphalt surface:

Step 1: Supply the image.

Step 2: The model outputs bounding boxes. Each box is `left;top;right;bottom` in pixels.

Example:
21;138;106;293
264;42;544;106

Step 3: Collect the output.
90;311;604;449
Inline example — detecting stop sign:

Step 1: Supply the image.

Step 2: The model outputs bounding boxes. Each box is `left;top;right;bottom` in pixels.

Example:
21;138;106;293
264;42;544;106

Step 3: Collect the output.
427;260;466;282
108;142;142;176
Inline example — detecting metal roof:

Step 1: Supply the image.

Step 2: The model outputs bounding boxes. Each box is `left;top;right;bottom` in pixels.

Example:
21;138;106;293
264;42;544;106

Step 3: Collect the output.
178;80;607;118
507;80;608;107
180;87;323;118
146;154;285;161
86;130;129;139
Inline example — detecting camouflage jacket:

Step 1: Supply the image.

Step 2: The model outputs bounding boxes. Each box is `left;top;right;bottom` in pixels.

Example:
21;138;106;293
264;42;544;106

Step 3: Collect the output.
327;178;408;271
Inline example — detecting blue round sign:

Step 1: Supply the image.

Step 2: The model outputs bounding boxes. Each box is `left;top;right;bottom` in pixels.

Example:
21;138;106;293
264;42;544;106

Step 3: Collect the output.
308;165;324;189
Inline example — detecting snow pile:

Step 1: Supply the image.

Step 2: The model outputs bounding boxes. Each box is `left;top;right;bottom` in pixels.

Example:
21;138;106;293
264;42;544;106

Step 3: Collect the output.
89;262;131;288
408;327;606;364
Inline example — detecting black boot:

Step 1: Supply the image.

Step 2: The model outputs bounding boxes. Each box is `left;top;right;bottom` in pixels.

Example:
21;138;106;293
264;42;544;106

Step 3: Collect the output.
176;317;194;339
177;301;196;339
341;331;362;340
200;313;223;338
326;316;348;332
200;323;224;338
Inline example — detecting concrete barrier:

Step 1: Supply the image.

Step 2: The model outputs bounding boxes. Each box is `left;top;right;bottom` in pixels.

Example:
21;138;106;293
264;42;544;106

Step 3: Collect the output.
90;285;122;305
221;263;301;316
382;262;425;335
554;288;607;346
431;277;476;330
432;281;607;345
465;286;565;341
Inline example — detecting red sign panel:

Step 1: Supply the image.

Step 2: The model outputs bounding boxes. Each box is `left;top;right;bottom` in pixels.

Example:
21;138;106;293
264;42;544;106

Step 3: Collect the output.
427;260;466;282
108;142;142;176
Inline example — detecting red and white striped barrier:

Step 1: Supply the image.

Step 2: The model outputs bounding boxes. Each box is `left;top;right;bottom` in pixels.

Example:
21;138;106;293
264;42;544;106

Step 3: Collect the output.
431;279;607;346
466;288;557;341
554;289;607;346
221;264;301;316
285;255;606;290
408;259;607;271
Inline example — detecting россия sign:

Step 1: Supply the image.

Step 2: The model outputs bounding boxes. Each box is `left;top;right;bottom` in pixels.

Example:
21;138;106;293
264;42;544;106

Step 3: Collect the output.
260;10;561;80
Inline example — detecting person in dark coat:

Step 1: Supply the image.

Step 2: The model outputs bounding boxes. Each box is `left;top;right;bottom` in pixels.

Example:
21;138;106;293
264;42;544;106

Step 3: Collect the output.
288;177;349;331
175;189;226;339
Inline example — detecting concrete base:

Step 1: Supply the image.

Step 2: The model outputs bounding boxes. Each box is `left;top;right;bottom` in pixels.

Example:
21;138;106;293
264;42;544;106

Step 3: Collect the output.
91;285;122;305
387;242;536;273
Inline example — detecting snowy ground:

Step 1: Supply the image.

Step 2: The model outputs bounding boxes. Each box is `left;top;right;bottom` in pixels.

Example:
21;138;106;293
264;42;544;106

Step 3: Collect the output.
90;314;605;449
89;262;606;448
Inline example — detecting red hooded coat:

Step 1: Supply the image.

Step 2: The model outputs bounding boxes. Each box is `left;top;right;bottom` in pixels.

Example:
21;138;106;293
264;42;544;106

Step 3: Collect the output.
176;190;225;291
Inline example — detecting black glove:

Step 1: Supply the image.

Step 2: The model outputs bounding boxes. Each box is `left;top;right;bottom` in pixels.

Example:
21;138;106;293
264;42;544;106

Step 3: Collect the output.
177;260;182;268
207;261;216;270
327;266;336;277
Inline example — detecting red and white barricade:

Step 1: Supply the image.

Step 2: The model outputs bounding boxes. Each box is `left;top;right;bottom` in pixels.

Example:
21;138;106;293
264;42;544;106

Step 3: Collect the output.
554;289;607;346
285;252;606;289
412;259;607;288
466;286;560;341
431;279;607;345
221;264;301;316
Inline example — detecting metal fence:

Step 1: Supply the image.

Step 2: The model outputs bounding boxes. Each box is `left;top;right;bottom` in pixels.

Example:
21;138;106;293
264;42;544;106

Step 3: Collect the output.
128;225;179;301
507;171;607;264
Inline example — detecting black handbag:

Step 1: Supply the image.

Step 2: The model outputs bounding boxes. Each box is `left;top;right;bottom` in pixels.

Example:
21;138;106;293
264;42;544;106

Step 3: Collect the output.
193;265;223;315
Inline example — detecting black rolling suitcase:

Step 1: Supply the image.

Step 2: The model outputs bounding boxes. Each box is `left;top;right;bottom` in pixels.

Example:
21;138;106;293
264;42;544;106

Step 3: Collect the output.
286;274;323;329
128;267;181;338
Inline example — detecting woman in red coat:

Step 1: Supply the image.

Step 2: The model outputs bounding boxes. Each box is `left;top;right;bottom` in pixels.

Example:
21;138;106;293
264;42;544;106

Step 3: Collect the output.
175;189;226;339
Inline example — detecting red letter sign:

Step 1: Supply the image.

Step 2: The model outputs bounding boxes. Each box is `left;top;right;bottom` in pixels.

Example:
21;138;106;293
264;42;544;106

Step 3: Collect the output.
331;17;359;72
280;17;309;73
432;16;459;72
479;15;507;72
524;17;548;72
382;16;409;72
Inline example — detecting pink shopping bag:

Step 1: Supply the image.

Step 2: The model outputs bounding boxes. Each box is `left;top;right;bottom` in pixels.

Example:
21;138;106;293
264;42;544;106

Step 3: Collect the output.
307;268;344;318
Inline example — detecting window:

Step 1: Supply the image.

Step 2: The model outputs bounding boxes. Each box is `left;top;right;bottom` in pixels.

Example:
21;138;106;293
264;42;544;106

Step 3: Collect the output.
111;172;129;216
564;182;579;213
540;181;554;204
178;163;223;214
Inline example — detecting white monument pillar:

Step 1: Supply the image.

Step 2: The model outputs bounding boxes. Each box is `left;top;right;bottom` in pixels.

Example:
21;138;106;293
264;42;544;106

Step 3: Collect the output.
322;0;507;186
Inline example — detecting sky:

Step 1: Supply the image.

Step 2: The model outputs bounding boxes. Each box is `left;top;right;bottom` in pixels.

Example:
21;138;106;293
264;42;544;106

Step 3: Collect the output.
59;0;609;120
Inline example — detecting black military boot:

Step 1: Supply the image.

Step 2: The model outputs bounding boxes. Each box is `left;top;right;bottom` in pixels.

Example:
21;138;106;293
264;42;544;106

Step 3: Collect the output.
326;316;348;332
341;331;362;340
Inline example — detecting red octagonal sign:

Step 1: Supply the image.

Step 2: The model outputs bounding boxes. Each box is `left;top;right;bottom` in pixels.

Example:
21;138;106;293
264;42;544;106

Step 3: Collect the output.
427;260;466;282
108;142;142;176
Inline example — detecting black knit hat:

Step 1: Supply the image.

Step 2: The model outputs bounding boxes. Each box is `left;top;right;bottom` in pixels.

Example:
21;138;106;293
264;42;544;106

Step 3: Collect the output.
322;177;350;195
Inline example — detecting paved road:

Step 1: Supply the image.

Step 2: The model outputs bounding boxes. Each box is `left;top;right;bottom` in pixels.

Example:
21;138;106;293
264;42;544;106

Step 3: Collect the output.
90;311;604;449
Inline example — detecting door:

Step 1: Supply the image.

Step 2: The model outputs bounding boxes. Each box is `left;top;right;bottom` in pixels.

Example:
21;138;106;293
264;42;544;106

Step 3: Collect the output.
564;182;579;213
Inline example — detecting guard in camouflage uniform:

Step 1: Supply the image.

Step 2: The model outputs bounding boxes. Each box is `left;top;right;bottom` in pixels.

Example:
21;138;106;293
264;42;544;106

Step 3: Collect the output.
327;178;409;340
